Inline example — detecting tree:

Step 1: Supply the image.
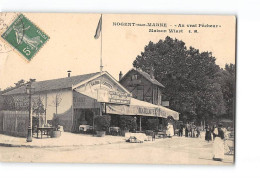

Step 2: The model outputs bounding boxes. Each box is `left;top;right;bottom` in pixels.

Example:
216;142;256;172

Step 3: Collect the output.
33;95;45;116
133;36;229;124
52;92;62;114
14;79;25;87
214;64;235;120
3;79;36;93
224;64;235;119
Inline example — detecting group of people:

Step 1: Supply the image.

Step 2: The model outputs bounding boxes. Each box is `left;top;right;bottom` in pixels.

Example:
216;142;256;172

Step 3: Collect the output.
205;123;228;161
182;123;201;138
167;121;229;162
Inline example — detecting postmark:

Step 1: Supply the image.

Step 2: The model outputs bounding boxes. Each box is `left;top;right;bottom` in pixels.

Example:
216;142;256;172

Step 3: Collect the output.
1;14;49;61
0;13;19;53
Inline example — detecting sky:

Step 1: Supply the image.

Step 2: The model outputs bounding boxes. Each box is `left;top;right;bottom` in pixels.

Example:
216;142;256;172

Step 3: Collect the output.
0;13;236;90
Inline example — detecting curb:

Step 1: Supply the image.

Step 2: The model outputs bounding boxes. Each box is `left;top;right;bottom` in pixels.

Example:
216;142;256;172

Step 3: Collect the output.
0;140;125;148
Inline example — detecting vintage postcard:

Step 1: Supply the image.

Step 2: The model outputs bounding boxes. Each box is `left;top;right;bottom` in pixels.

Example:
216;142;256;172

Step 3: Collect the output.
0;13;236;165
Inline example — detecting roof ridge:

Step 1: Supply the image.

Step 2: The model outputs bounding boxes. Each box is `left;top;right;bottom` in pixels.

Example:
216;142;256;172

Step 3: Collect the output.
34;71;100;83
135;69;165;88
2;71;101;95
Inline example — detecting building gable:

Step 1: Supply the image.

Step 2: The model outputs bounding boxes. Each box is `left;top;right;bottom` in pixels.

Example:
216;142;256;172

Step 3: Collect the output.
73;72;131;105
120;68;165;88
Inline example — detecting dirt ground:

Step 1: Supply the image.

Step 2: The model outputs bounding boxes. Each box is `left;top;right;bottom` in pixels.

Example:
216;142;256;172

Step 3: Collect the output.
0;136;234;165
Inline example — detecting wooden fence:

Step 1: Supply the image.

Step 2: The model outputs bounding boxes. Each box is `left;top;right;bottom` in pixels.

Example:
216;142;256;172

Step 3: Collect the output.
0;110;29;137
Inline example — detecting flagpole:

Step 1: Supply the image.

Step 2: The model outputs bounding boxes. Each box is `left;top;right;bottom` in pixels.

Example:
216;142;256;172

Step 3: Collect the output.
100;14;103;74
99;14;103;116
99;14;103;90
93;14;104;130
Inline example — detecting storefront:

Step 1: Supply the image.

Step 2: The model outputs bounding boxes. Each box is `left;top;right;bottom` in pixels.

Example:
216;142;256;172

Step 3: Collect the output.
2;71;179;134
72;71;179;132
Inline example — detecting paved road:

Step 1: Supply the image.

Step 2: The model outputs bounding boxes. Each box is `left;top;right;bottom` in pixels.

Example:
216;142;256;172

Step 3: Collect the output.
0;136;234;165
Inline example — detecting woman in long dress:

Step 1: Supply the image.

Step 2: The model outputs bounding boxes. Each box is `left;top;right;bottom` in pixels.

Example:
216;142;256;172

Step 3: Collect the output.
166;123;174;137
185;123;189;137
205;125;212;142
212;124;225;161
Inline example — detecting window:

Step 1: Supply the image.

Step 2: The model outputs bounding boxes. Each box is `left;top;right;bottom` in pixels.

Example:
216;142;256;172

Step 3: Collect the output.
131;74;138;81
137;88;143;100
136;86;143;100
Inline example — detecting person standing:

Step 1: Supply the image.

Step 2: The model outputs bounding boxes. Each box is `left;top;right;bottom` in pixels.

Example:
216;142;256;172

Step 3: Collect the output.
185;123;189;137
196;127;201;138
179;124;183;137
188;123;192;137
205;125;212;142
212;123;226;161
191;124;196;138
212;124;217;140
166;123;174;138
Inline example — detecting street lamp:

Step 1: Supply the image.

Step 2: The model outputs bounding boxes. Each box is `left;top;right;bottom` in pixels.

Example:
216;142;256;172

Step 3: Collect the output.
26;82;35;142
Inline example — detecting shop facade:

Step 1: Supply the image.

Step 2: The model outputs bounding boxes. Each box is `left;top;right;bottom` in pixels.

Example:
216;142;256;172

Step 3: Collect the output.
1;71;179;136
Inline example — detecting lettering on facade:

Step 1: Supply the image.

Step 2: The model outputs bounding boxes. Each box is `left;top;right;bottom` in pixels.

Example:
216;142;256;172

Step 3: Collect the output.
108;91;131;105
137;107;167;118
90;80;113;90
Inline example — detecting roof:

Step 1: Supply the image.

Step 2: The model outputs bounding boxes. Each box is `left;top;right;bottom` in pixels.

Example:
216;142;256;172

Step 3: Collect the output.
72;71;132;95
2;72;100;95
120;68;165;88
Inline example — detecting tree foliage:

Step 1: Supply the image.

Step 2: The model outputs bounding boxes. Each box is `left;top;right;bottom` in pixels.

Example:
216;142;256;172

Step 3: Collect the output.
2;78;36;93
94;115;111;131
33;96;45;115
133;36;235;123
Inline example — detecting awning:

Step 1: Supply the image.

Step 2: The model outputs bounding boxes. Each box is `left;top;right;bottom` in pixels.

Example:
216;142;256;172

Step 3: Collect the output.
74;87;179;120
106;98;179;120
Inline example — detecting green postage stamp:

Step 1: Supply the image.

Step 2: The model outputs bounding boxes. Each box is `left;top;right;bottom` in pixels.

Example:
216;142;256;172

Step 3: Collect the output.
1;14;49;61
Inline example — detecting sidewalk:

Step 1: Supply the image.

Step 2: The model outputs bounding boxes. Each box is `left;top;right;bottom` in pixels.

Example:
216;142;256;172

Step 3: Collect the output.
0;132;126;148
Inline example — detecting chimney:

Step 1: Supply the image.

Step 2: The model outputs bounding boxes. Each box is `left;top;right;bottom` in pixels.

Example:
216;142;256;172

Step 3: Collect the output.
149;66;154;79
119;71;123;81
67;70;71;77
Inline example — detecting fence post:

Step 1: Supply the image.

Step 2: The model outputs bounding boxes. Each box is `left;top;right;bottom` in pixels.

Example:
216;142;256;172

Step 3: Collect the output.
15;111;17;132
3;111;5;132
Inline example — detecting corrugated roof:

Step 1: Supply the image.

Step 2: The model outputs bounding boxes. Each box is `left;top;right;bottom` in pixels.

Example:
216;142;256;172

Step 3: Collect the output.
120;68;165;88
2;72;100;95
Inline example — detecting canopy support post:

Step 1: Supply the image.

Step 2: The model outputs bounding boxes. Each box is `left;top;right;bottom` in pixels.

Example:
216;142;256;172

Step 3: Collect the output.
139;116;142;132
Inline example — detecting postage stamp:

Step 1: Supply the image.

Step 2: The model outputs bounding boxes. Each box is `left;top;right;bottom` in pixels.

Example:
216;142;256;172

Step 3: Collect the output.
1;14;49;61
0;13;19;53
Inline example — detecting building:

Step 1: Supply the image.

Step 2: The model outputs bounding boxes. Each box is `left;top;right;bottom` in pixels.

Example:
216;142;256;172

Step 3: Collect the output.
119;68;164;105
1;71;179;136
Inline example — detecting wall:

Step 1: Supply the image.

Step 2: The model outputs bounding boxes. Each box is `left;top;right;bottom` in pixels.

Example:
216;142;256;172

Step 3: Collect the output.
73;91;99;109
1;89;74;132
43;89;73;132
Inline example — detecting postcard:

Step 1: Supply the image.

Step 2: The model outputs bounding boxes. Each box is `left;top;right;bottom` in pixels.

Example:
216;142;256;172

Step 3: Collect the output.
0;13;236;164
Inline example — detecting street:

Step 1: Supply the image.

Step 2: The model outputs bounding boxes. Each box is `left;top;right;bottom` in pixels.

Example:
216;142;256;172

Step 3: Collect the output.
0;136;234;165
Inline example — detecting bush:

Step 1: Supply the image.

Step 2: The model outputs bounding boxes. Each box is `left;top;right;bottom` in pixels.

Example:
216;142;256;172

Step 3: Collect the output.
119;116;137;131
146;118;159;131
94;115;111;131
52;115;60;130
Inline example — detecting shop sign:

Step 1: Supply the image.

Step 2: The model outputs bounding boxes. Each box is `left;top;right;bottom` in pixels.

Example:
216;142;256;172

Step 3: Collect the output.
106;103;178;119
75;78;131;105
106;104;167;118
108;91;131;105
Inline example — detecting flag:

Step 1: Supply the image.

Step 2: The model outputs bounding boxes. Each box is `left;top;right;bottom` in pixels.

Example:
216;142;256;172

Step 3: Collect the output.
94;15;102;39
